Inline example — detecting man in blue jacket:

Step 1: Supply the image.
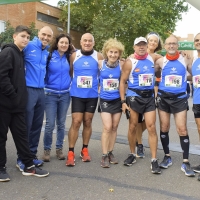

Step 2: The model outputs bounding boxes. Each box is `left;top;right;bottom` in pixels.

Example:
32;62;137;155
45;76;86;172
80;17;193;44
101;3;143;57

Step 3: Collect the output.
16;26;53;171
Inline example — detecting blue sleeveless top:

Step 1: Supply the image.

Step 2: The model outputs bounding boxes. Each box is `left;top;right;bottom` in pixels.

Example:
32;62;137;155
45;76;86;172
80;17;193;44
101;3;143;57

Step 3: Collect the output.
158;55;187;98
99;60;121;100
192;56;200;104
70;50;99;98
126;55;154;97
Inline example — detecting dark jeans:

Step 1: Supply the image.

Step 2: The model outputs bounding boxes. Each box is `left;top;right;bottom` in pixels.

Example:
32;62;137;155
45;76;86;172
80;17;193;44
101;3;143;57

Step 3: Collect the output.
26;87;45;155
0;111;34;168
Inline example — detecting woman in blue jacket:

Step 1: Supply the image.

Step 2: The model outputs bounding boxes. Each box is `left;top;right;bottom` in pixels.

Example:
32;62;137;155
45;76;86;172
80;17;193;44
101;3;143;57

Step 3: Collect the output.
42;34;74;162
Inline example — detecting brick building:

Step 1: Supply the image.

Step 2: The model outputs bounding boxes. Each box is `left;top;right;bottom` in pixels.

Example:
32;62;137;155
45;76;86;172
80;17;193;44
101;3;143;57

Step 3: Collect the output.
0;1;82;48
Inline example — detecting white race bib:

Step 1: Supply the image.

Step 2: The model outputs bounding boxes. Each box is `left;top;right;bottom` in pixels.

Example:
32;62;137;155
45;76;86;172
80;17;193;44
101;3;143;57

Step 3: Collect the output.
77;76;93;88
103;79;119;91
165;75;182;87
193;75;200;88
138;74;153;86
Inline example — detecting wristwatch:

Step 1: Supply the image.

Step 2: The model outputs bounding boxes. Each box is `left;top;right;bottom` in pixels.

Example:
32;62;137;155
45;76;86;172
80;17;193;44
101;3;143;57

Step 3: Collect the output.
121;100;126;104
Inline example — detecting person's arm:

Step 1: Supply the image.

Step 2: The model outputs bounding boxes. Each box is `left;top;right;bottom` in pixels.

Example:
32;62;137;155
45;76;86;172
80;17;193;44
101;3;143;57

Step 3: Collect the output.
119;59;132;113
185;56;193;81
69;52;76;77
154;57;163;78
0;48;17;99
97;52;104;60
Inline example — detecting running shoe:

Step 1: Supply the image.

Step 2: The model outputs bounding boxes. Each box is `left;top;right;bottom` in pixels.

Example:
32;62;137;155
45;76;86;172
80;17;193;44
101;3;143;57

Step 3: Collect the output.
16;158;25;172
108;151;118;164
56;148;65;160
0;167;10;182
191;165;200;173
80;148;91;162
159;155;172;169
181;162;195;177
101;155;110;168
33;157;44;167
136;144;145;158
22;166;49;177
124;154;136;166
151;159;161;174
66;151;75;166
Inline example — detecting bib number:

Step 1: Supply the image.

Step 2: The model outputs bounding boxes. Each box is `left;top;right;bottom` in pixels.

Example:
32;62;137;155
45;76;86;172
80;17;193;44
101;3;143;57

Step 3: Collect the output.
77;76;93;88
193;75;200;88
103;79;119;91
139;74;153;86
165;75;182;87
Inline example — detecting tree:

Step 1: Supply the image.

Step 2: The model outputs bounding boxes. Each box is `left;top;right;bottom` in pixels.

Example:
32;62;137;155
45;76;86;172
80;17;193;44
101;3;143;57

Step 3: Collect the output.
0;21;38;48
58;0;188;56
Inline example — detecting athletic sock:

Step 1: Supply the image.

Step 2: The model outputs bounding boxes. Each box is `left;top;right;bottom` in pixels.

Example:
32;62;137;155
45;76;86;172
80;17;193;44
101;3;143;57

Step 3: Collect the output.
82;144;88;150
160;131;169;154
69;147;74;152
179;135;190;160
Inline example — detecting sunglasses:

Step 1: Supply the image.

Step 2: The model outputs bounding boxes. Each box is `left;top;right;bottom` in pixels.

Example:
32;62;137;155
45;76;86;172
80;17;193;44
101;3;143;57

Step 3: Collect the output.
194;39;200;42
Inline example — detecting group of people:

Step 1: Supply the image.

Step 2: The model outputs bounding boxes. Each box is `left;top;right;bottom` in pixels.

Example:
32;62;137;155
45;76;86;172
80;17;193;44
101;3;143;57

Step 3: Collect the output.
0;24;200;182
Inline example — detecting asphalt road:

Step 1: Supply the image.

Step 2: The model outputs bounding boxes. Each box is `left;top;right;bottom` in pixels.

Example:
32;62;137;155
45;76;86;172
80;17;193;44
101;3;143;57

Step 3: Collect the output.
0;97;200;200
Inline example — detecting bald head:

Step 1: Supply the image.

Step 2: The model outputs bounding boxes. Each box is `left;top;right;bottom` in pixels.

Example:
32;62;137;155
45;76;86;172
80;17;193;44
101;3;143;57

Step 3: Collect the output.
80;33;95;52
38;26;53;49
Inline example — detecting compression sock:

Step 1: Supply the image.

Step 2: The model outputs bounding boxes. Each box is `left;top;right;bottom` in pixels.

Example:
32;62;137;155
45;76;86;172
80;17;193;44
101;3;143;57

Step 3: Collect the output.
179;135;190;160
160;131;170;154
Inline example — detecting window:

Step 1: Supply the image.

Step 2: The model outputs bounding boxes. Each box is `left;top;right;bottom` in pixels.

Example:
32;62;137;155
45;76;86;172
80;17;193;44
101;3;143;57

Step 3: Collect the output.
37;12;60;26
0;21;5;34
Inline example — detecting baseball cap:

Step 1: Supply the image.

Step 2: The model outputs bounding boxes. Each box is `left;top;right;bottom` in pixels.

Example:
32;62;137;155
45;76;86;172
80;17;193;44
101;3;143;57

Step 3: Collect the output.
134;37;147;45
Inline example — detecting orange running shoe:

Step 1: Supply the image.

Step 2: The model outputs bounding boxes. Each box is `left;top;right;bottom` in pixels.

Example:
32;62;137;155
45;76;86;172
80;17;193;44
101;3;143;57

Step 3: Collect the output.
80;148;91;162
66;151;75;166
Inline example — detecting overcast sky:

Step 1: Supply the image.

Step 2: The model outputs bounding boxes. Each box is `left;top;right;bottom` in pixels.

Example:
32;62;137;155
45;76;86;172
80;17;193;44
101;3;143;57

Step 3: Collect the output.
42;0;200;38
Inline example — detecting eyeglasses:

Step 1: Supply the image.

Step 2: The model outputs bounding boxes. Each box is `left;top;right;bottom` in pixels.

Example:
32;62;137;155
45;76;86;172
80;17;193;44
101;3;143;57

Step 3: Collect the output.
194;39;200;42
165;43;178;46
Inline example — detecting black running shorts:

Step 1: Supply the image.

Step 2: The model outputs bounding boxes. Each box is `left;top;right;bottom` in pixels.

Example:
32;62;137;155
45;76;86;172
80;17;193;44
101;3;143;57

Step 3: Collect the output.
126;96;156;114
71;97;98;113
98;98;122;113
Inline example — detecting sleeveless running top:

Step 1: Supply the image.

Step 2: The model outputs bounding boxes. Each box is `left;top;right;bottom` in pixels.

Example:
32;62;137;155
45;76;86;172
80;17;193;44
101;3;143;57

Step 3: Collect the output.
70;50;99;98
126;55;154;97
192;56;200;104
99;60;121;100
158;55;187;98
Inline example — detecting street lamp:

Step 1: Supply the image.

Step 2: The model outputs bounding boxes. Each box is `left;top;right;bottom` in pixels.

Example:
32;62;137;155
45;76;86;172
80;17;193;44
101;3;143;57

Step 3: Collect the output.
67;0;70;34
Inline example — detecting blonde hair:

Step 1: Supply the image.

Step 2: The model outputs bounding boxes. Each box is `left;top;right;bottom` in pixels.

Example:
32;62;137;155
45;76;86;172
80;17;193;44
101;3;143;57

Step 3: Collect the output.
102;38;124;59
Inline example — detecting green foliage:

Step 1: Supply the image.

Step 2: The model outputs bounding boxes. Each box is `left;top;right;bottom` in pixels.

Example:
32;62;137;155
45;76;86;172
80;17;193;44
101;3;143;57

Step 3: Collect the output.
0;21;38;47
58;0;188;56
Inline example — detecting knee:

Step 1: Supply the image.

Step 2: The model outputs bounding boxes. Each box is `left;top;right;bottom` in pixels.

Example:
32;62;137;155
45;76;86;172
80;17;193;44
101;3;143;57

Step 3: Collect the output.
129;123;137;133
146;123;156;135
177;127;187;136
83;118;92;128
103;126;112;134
160;124;170;132
71;119;82;130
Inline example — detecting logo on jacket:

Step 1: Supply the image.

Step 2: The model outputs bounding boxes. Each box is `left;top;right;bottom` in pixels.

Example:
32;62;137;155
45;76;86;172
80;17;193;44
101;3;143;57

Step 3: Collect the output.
31;50;36;53
109;74;113;78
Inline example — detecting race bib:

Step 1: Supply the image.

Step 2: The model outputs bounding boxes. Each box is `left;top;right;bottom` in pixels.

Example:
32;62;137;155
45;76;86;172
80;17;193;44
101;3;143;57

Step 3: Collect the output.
193;75;200;88
165;75;182;87
103;79;119;91
138;74;153;86
77;76;93;88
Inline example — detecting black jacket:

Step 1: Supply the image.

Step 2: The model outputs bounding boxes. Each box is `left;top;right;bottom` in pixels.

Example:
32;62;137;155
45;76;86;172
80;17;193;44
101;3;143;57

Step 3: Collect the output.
0;44;27;113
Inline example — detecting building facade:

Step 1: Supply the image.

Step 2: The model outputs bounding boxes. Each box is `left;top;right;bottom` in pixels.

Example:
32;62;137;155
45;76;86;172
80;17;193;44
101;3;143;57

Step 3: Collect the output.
0;2;82;48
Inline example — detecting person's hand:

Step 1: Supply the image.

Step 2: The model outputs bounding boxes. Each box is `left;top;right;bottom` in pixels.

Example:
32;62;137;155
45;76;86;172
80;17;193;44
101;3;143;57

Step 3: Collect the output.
122;103;129;113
